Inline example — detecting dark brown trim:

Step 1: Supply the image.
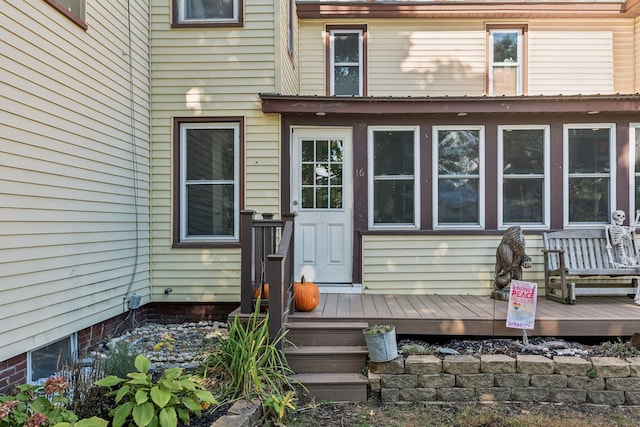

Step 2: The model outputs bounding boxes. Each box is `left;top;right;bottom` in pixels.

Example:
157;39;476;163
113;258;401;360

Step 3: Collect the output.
172;116;245;249
44;0;87;30
171;0;244;28
261;93;640;115
325;24;368;96
296;1;636;19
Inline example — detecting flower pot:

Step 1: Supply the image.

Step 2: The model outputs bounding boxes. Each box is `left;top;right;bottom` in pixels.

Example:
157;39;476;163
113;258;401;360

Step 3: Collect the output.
363;325;398;362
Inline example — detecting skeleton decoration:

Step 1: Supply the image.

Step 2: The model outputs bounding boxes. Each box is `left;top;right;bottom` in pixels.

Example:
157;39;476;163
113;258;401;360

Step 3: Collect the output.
494;225;533;290
605;210;640;268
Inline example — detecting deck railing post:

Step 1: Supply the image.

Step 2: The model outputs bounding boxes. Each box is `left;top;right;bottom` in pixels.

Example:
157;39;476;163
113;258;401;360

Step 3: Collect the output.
240;210;256;314
283;212;296;314
266;253;285;348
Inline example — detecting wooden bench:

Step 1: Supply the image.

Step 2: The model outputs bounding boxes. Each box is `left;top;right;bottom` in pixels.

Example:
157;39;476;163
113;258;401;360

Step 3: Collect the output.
542;228;640;304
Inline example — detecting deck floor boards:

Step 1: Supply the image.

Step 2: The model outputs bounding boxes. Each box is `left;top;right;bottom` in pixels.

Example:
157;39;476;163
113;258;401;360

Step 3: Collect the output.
288;294;640;338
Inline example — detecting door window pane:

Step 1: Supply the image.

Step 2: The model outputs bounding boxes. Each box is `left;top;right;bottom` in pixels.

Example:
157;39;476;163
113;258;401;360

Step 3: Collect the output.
300;138;344;209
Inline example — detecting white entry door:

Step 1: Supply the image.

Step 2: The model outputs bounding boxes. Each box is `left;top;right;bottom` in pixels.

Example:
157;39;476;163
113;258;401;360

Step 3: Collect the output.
290;127;353;284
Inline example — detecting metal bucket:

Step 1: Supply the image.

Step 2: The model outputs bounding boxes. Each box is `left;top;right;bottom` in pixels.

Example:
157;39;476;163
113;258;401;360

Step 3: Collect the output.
363;326;398;362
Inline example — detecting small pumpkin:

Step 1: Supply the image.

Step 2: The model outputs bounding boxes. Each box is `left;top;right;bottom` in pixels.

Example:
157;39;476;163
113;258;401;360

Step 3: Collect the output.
254;282;269;300
293;276;320;312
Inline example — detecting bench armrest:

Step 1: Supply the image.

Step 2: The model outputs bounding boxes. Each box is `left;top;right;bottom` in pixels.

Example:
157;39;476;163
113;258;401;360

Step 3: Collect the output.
542;248;566;272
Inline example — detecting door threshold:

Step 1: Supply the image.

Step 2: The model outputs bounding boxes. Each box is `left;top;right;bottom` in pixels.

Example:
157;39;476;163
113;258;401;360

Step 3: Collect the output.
317;283;362;294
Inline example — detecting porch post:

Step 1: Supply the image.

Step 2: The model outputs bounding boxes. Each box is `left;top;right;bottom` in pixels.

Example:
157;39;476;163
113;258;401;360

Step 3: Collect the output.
240;210;255;314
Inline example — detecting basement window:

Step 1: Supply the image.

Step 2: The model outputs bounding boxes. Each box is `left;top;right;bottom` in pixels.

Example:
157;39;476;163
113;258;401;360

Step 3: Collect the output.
28;334;77;384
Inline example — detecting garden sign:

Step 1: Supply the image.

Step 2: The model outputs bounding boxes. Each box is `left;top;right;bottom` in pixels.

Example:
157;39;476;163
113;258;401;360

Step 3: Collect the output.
506;280;537;330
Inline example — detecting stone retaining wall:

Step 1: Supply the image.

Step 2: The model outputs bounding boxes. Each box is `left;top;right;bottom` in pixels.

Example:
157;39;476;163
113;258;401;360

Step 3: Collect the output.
368;355;640;405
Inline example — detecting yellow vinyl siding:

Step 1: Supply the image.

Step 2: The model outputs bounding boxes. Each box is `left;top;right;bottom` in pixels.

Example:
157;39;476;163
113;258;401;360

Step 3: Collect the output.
299;18;634;97
528;31;614;95
1;0;150;362
150;0;281;301
362;234;545;295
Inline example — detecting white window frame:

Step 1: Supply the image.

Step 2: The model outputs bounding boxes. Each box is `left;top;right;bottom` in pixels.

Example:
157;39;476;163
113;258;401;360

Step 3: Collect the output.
367;126;420;229
488;28;523;96
27;334;77;385
179;122;240;242
329;29;364;96
497;125;550;229
563;123;616;228
630;123;640;219
176;0;240;24
432;126;485;230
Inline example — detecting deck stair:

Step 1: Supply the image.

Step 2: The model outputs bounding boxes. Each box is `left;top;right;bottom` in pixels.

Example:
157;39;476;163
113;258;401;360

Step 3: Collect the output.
284;321;370;402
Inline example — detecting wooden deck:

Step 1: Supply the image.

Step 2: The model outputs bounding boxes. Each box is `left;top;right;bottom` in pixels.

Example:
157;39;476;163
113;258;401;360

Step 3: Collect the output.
288;294;640;338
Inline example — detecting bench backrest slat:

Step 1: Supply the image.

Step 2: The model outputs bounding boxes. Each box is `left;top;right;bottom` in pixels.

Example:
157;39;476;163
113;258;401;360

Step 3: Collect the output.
542;228;637;271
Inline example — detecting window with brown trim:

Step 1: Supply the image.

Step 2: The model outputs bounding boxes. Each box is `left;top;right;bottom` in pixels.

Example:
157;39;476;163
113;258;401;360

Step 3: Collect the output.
44;0;87;29
174;118;243;246
172;0;243;27
487;25;526;96
326;25;367;96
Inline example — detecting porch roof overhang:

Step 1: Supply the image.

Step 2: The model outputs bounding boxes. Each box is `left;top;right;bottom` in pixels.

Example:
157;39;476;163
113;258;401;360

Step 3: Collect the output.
296;0;640;19
260;93;640;116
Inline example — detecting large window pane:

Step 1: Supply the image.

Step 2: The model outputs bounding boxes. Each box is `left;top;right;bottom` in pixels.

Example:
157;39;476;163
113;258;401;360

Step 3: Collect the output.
503;179;543;223
179;121;240;242
373;180;414;224
438;130;480;175
501;127;546;226
370;128;418;227
30;336;75;384
179;0;238;22
438;178;479;223
331;29;363;96
566;126;613;224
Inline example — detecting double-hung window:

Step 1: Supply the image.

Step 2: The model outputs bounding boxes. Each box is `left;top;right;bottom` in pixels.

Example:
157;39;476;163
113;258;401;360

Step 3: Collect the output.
328;26;365;96
498;126;549;228
433;126;485;228
174;0;242;25
368;127;420;228
488;27;524;96
564;124;615;225
176;119;241;244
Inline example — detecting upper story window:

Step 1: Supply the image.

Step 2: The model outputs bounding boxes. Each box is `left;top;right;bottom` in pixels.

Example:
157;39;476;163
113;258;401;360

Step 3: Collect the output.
498;125;550;229
45;0;86;29
564;124;615;226
488;27;525;96
328;26;366;96
173;0;242;26
174;119;242;245
433;126;485;229
368;127;420;229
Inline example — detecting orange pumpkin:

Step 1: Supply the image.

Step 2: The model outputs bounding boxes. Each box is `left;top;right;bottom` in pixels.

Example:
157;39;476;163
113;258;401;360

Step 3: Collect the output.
254;282;269;300
293;276;320;312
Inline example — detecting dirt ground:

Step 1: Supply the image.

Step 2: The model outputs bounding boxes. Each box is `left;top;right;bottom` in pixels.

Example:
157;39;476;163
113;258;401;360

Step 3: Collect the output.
282;400;640;427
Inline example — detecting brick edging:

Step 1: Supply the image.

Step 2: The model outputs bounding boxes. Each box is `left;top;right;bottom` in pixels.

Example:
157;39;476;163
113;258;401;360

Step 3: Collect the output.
368;354;640;405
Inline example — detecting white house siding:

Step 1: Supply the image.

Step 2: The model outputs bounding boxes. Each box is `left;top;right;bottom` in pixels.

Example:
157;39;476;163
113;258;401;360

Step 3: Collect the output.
362;235;545;295
0;1;151;362
528;31;614;95
149;0;281;301
299;18;634;97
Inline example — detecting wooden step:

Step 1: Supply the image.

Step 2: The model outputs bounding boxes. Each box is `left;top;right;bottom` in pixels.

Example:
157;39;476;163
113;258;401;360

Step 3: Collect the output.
284;345;368;374
291;373;369;403
286;321;368;346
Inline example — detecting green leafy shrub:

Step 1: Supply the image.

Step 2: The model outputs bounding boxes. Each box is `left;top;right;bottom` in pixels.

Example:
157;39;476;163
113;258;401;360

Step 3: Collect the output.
0;376;107;427
95;354;216;427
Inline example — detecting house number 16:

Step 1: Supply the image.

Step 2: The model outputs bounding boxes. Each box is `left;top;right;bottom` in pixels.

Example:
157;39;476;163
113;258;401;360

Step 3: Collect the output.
356;168;365;177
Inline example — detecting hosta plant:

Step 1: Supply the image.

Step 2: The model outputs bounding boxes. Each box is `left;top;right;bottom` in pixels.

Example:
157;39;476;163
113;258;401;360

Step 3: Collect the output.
0;376;107;427
95;354;216;427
